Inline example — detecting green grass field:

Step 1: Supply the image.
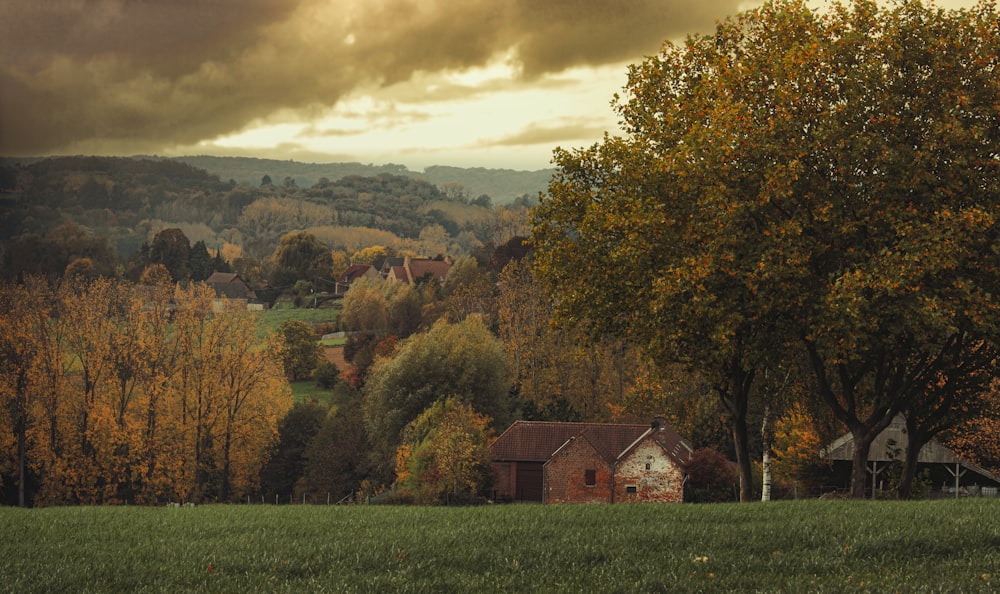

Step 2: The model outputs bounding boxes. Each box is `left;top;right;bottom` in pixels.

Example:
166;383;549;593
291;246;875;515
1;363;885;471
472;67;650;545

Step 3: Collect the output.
256;303;342;336
288;380;337;406
2;500;998;593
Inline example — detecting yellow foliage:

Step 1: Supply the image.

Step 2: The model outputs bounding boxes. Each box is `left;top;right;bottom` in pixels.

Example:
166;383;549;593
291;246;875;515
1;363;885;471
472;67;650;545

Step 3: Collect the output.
771;402;823;486
0;277;292;505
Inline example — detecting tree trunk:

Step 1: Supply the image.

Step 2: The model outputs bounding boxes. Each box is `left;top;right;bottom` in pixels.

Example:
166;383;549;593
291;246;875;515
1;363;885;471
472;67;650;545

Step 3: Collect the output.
719;359;755;502
17;399;26;508
898;417;932;500
761;405;773;502
849;432;874;499
731;416;754;502
899;435;923;499
221;421;232;502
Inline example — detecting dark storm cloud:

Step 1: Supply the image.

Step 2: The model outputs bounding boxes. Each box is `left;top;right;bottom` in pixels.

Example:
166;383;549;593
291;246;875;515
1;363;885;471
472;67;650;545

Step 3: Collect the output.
0;0;743;156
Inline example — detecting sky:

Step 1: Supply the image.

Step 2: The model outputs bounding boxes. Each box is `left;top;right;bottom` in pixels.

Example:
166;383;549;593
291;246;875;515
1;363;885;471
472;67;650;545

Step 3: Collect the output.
0;0;982;172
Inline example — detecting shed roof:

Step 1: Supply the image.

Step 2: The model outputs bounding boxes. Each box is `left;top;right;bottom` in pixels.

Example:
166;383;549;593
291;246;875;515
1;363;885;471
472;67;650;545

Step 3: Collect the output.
822;414;1000;483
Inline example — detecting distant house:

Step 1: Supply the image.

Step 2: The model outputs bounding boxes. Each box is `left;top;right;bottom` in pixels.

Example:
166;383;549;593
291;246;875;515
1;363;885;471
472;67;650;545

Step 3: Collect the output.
381;256;452;285
334;264;380;295
490;418;693;504
205;272;261;309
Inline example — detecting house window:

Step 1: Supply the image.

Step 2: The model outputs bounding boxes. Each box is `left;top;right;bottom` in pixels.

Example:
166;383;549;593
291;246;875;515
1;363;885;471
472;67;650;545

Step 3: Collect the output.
626;485;638;494
645;462;651;471
584;469;597;487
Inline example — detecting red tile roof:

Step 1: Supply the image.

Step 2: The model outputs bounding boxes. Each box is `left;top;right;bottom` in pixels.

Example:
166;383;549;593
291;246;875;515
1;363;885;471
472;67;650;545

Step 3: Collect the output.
491;421;648;463
491;419;693;467
336;264;373;284
407;258;451;282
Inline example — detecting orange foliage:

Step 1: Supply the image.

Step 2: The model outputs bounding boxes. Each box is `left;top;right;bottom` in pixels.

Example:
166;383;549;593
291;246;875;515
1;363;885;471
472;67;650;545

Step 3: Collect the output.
943;381;1000;476
771;402;826;487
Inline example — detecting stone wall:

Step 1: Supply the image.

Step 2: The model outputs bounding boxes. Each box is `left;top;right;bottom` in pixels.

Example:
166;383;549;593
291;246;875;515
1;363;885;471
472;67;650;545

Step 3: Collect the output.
614;439;685;503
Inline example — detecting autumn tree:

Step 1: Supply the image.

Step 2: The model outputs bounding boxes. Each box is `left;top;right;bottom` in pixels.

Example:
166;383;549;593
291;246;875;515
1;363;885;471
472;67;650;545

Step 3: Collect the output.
497;259;646;422
258;400;327;502
350;245;389;267
362;315;512;482
944;380;1000;477
394;397;494;505
441;256;495;324
64;258;97;280
330;249;350;280
299;386;371;502
171;284;292;501
770;401;832;497
147;228;191;282
269;231;333;290
340;277;391;376
238;198;335;244
18;278;74;505
531;0;1000;500
139;263;173;287
0;281;48;506
278;320;321;381
57;277;128;502
685;447;739;503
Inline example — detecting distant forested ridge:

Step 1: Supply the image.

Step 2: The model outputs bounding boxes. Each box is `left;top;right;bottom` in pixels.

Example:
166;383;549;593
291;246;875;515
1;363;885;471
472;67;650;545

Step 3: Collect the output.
168;156;554;203
0;155;535;280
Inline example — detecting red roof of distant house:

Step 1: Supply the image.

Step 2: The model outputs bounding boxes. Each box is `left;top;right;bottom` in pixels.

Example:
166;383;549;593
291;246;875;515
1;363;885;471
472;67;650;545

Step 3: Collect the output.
389;266;408;282
382;256;452;284
336;264;374;284
407;258;451;282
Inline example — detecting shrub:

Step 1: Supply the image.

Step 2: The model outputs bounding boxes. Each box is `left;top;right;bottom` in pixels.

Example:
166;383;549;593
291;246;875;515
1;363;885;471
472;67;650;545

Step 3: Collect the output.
685;447;739;503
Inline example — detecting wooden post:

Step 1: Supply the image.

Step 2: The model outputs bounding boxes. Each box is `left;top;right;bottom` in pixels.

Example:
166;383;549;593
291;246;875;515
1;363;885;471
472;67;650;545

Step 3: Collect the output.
945;462;966;499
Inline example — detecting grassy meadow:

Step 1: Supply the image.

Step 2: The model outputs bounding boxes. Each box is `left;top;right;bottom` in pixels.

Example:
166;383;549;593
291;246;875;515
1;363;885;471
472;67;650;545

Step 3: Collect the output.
256;302;342;337
2;499;998;593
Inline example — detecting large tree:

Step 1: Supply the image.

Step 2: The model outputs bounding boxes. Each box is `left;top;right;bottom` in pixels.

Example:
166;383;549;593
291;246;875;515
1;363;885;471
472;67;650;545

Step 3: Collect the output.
278;320;322;382
362;315;512;482
532;0;1000;500
394;397;494;505
148;228;191;282
269;231;333;290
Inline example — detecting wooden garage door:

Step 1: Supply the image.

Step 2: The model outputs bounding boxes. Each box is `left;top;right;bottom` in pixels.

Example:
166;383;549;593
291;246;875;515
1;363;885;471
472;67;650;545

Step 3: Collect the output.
515;462;543;502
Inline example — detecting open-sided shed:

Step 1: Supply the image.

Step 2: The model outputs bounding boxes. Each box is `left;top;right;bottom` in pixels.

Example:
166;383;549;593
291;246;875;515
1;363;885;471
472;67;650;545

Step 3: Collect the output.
821;415;1000;497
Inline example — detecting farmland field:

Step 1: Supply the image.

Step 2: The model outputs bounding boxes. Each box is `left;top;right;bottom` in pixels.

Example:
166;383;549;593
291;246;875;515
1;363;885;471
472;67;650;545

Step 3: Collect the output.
2;500;998;592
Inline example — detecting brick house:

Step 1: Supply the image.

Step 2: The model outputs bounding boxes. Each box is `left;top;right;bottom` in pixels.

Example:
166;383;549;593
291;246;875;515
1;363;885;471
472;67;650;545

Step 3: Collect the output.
381;256;452;284
490;418;693;503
